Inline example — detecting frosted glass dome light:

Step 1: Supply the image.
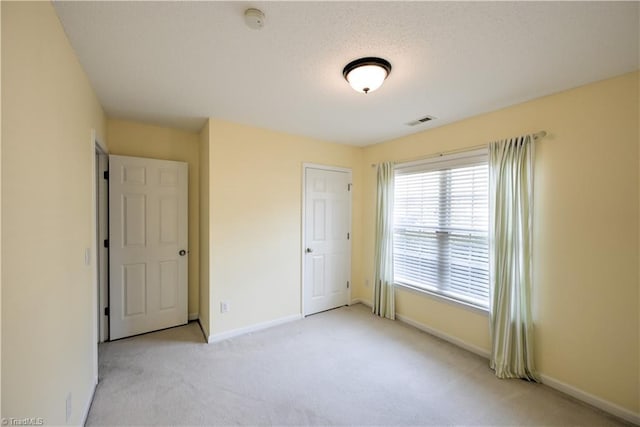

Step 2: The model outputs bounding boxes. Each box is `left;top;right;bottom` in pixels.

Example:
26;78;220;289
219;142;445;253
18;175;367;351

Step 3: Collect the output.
343;57;392;94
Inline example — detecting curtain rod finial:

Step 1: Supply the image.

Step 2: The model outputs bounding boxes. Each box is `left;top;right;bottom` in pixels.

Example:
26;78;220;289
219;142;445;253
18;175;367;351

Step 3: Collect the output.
533;131;547;140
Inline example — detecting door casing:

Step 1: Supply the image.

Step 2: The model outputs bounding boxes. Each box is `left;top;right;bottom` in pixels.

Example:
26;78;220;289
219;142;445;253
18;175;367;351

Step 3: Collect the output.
91;129;107;387
95;146;108;342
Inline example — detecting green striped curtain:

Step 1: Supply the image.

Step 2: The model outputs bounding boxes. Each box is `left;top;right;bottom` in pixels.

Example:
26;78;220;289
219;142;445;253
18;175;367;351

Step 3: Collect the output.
489;135;539;381
373;162;395;319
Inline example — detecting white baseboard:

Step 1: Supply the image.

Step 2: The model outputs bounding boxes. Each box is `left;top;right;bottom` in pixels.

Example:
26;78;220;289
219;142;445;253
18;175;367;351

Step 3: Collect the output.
351;299;489;357
350;298;372;307
539;374;640;425
197;318;209;343
188;312;199;321
207;313;302;343
395;312;639;424
81;377;98;426
395;313;491;359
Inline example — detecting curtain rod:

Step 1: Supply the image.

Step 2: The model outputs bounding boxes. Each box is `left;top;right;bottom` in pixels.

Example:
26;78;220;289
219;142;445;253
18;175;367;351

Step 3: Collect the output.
370;130;547;167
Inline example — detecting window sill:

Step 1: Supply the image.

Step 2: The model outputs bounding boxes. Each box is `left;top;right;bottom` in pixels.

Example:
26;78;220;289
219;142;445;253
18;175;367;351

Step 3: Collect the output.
394;282;489;316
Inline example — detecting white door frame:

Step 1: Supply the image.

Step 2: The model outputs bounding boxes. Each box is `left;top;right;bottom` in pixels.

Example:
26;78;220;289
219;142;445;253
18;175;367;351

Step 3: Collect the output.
90;129;108;386
95;144;108;343
301;163;352;316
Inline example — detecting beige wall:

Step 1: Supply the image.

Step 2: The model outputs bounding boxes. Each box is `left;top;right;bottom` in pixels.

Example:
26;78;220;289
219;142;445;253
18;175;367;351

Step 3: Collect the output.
206;119;363;336
360;72;639;414
1;1;106;423
2;0;637;420
107;119;201;317
199;120;211;337
0;0;3;417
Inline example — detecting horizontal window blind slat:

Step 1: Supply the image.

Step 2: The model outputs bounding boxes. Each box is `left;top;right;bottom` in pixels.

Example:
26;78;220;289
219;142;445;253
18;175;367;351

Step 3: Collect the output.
393;151;489;308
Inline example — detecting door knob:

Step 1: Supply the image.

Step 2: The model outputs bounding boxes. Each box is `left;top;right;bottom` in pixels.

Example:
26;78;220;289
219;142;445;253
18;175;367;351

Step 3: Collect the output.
305;248;313;253
179;249;187;256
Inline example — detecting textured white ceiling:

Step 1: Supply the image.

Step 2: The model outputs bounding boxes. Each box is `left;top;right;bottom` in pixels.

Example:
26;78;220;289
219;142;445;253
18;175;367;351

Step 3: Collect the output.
53;1;639;146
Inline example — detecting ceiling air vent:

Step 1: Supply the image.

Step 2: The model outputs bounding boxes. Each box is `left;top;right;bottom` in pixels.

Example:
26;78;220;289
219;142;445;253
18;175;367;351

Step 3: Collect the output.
407;115;437;126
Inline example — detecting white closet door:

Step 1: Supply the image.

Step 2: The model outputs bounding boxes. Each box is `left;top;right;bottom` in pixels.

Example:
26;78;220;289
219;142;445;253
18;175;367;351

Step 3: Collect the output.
109;155;188;340
304;166;351;315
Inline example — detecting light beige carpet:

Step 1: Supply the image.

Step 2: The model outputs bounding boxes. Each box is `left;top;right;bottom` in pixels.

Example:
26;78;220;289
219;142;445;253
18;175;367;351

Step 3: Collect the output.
87;304;627;426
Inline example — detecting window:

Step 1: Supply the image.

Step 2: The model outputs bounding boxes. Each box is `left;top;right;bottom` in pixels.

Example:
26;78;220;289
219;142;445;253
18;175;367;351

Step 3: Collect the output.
393;149;489;309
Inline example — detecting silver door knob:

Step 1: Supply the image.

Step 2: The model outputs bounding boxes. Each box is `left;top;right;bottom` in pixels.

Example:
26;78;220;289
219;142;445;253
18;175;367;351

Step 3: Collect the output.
305;248;313;253
179;250;187;256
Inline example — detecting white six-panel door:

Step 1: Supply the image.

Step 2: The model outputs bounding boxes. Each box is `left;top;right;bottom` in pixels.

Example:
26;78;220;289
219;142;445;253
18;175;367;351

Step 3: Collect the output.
304;166;351;316
109;155;188;340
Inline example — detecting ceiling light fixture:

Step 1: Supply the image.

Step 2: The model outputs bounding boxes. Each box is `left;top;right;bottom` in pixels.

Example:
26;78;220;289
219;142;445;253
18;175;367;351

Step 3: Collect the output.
342;57;392;94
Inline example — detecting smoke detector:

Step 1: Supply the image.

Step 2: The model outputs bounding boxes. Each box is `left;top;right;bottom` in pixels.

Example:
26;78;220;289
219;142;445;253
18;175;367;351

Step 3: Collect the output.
244;8;265;29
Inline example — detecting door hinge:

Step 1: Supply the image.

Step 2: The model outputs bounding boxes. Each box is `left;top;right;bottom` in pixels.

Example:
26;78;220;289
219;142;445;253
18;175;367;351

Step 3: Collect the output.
347;281;350;289
347;183;352;191
103;170;109;180
104;307;110;316
103;239;109;248
347;232;350;240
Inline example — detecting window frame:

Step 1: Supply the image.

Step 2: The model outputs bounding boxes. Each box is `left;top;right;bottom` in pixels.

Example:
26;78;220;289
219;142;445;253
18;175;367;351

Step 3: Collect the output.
392;148;490;313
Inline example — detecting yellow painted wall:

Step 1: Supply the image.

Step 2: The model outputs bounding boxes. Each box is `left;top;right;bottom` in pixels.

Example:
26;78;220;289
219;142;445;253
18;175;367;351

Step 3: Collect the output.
107;119;200;317
206;119;363;335
360;72;639;414
199;120;211;337
1;1;106;423
2;0;636;419
0;0;3;416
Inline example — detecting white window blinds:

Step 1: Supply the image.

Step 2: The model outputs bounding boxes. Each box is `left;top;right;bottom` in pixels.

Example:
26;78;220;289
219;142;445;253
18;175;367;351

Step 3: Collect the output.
393;149;489;309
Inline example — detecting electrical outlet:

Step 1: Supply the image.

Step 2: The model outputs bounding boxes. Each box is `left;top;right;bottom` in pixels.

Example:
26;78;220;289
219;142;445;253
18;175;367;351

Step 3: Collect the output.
66;392;72;423
220;301;229;314
365;279;370;288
